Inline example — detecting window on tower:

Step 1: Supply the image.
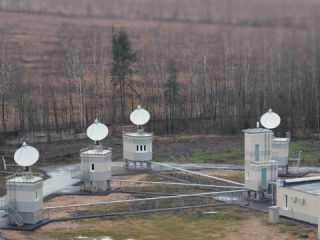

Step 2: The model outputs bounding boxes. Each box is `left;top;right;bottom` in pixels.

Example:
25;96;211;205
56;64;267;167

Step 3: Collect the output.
136;145;147;152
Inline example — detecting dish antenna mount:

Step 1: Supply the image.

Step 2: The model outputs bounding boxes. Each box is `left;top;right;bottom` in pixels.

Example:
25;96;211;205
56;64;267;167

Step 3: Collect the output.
86;119;109;146
260;109;281;129
14;142;39;175
130;105;150;131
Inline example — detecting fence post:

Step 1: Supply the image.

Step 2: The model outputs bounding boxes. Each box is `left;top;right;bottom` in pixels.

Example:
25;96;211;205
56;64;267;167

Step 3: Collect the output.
164;184;166;194
182;197;184;207
130;203;132;212
104;204;106;214
139;182;141;192
75;207;78;217
156;200;158;209
47;209;49;219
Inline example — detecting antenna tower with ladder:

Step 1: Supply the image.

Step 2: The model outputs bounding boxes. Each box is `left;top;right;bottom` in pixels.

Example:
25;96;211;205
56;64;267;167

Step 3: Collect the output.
72;119;112;192
1;143;44;225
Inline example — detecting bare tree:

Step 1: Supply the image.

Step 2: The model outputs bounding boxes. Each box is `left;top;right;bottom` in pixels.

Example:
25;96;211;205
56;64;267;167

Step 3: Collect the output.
99;32;109;123
60;34;74;127
91;31;100;120
0;41;7;132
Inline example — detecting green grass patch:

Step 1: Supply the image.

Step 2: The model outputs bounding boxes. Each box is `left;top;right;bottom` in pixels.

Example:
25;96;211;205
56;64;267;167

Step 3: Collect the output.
190;148;243;164
190;152;212;160
154;153;171;162
176;156;185;161
290;139;320;166
290;141;311;151
301;153;312;159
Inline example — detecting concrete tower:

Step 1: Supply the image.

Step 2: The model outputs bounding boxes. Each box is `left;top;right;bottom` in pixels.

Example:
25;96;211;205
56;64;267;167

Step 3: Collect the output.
0;143;43;226
243;128;278;200
243;109;281;200
72;119;112;192
6;174;43;225
123;105;153;169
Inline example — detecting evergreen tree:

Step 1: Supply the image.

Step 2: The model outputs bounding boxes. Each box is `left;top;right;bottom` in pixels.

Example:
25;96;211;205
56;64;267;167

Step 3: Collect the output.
110;27;137;122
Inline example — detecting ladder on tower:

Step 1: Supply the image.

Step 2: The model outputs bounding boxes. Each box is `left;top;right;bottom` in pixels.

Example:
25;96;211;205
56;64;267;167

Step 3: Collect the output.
6;202;24;226
0;199;24;226
289;151;302;174
81;174;96;192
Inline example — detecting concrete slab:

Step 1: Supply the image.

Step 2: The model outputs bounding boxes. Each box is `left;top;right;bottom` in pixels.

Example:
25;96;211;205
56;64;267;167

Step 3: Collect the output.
38;164;80;198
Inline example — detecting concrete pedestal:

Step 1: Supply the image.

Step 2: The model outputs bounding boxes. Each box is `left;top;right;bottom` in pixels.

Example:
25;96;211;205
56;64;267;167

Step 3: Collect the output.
268;206;279;224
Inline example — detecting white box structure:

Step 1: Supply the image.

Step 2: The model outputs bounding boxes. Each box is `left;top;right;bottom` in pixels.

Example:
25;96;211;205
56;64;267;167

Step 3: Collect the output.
79;146;112;191
272;136;290;173
123;105;153;169
6;174;43;225
71;119;112;192
243;128;278;200
123;129;153;169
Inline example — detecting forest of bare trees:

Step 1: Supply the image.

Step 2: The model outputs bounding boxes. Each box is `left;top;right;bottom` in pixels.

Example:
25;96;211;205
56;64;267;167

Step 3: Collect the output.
0;0;319;136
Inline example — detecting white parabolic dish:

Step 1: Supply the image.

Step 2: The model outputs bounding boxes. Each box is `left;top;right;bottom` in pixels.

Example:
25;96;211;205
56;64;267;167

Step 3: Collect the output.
87;119;109;141
130;105;150;125
14;142;39;167
260;109;281;129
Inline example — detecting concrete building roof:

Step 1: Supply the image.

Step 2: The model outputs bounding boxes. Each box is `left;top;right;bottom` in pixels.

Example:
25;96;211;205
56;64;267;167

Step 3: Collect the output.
281;177;320;195
242;128;272;134
123;131;153;137
6;175;43;184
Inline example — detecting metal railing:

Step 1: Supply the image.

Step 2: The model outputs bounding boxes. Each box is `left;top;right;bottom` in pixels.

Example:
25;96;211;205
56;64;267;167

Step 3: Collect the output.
70;166;81;179
6;202;24;226
43;190;244;221
151;162;244;187
5;173;43;185
110;179;245;195
289;151;302;161
80;146;112;155
123;133;153;141
250;160;278;167
288;151;302;173
0;197;24;226
0;197;8;210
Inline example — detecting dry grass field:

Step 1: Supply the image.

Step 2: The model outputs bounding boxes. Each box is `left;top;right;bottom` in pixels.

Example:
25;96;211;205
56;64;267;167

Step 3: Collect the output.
1;0;319;131
0;10;223;72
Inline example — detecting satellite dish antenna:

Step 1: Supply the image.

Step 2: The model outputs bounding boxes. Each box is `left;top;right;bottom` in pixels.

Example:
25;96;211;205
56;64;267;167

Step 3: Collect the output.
14;142;39;175
260;109;281;129
130;105;150;126
87;119;109;145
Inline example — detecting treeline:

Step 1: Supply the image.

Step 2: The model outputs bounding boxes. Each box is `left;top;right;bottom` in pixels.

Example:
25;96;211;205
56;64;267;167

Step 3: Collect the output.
0;4;320;136
0;0;319;29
